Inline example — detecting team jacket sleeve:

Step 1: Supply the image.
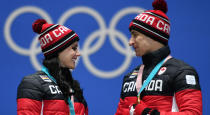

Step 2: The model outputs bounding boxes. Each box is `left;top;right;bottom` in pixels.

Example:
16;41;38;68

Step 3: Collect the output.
115;76;128;115
134;68;202;115
115;76;137;115
74;102;88;115
17;76;43;115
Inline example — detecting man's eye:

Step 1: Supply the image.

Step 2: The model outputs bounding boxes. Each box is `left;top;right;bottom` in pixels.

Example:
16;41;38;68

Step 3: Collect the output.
72;47;77;51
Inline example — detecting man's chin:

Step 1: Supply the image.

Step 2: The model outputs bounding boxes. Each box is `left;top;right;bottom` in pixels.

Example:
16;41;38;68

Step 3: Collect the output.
136;53;144;57
135;53;140;57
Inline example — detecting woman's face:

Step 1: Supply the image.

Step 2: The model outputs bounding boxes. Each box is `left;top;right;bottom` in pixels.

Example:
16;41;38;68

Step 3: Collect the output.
58;41;80;69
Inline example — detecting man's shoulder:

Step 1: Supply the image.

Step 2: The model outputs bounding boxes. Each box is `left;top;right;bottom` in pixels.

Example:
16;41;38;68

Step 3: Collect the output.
165;58;197;76
167;58;195;70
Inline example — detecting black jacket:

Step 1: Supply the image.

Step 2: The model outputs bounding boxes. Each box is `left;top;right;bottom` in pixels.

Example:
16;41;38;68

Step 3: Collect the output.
17;71;88;115
115;46;202;115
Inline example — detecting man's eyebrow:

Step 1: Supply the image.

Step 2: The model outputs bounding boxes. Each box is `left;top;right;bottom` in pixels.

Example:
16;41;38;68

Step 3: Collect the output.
131;31;137;35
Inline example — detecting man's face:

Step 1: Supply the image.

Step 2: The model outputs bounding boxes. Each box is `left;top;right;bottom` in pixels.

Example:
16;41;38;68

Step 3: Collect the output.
129;30;152;56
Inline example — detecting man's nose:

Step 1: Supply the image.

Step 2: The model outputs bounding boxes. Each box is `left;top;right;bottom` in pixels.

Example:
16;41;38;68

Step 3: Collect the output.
129;37;134;46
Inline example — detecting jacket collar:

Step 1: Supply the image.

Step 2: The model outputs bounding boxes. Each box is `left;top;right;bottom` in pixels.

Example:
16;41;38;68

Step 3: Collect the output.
142;46;170;67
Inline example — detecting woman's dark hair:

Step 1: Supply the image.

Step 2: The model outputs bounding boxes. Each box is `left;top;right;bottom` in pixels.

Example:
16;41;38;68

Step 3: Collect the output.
43;56;84;104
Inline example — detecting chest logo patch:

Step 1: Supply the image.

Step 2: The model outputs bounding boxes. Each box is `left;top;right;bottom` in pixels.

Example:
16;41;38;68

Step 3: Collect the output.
129;71;138;78
40;75;52;82
158;67;167;75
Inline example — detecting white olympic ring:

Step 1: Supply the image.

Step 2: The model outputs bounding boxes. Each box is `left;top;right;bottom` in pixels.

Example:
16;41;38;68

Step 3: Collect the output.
4;6;53;70
4;6;144;79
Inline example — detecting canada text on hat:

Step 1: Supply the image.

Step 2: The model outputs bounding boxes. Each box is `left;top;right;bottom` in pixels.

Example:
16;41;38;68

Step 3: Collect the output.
129;0;170;45
32;19;79;58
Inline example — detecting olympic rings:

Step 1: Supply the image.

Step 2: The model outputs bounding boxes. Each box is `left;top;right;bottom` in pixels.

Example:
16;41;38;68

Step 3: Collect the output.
4;6;144;78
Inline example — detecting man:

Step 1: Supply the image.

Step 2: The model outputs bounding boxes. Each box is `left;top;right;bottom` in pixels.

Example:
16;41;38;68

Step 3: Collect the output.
115;0;202;115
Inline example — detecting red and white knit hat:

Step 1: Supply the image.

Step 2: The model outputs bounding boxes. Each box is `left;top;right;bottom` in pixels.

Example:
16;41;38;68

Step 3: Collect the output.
129;0;170;45
32;19;79;58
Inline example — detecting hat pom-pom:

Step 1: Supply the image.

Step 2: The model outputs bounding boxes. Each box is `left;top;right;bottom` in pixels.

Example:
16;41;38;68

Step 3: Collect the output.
152;0;168;13
32;19;47;34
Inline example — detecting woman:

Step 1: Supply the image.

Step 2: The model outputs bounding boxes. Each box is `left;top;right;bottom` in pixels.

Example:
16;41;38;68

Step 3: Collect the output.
17;19;88;115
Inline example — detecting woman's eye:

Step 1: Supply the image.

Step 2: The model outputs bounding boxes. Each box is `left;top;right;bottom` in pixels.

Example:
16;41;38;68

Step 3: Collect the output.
132;34;137;38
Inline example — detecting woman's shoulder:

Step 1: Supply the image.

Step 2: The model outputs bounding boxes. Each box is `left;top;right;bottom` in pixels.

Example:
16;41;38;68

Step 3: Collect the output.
22;71;45;80
17;71;47;100
19;71;48;87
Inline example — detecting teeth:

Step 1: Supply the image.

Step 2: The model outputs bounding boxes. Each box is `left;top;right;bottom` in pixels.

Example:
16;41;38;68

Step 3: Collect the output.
72;59;76;62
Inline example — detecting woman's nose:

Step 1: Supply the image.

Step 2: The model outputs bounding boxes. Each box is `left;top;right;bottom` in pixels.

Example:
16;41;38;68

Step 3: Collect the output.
76;50;81;56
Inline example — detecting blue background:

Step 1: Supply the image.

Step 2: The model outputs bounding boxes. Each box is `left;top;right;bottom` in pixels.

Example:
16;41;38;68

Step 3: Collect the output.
1;0;209;114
